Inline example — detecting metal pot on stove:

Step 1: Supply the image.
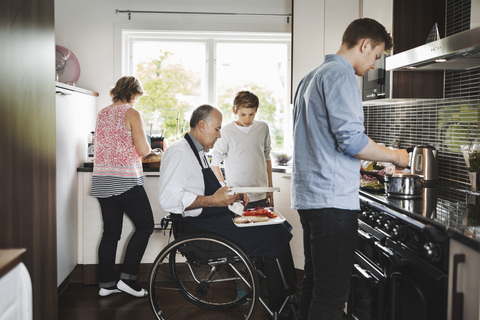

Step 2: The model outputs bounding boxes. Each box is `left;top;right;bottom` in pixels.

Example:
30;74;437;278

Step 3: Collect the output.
384;173;423;198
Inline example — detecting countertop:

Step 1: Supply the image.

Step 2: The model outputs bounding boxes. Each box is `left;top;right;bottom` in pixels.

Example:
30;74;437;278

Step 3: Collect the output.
77;163;291;173
77;163;160;172
0;249;26;279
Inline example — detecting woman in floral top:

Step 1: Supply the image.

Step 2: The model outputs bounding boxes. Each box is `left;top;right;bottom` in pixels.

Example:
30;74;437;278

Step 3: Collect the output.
91;76;154;298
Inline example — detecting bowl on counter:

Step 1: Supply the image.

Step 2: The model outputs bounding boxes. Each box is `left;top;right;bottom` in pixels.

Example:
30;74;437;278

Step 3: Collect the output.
272;151;292;166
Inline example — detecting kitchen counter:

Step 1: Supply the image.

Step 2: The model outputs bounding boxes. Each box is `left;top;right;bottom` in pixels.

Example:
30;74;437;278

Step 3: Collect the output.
0;249;26;279
77;163;160;172
78;163;290;173
359;183;480;251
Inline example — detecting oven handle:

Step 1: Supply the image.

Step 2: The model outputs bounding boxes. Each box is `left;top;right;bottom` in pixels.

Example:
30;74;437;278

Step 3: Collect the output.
353;263;372;279
374;241;405;267
374;241;393;257
452;254;465;320
358;228;372;240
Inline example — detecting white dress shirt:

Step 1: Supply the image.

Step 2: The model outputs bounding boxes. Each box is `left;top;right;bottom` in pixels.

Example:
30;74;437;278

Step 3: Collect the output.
158;136;211;217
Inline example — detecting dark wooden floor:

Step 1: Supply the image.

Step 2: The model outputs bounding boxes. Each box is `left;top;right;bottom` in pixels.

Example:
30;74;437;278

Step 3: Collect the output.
58;280;296;320
58;282;157;320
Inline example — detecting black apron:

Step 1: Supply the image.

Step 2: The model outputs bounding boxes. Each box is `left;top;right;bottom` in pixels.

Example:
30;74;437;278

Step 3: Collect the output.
184;133;228;218
181;134;292;259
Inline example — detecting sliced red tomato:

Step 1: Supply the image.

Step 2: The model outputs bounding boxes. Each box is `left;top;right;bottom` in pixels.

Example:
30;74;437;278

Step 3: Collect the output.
242;208;277;218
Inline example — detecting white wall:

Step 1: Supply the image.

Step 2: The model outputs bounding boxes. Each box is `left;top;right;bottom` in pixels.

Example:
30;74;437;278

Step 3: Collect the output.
292;0;361;100
55;0;292;109
56;87;97;285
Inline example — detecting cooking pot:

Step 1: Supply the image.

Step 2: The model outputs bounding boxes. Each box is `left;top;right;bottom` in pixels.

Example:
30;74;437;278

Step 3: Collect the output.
384;173;423;198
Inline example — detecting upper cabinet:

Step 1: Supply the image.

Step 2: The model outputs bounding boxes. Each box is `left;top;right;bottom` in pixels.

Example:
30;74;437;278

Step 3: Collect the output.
390;0;446;99
292;0;452;101
292;0;360;99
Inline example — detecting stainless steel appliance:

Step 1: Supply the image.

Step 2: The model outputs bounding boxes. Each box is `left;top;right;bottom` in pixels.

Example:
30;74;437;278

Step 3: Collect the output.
387;0;480;72
347;190;449;320
363;54;390;101
410;145;439;181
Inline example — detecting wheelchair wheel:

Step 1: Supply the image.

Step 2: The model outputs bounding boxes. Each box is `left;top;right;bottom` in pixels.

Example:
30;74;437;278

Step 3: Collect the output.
149;233;260;320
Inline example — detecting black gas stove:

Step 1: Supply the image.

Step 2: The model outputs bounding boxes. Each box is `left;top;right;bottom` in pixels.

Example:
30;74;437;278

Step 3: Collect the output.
347;184;480;320
359;183;480;242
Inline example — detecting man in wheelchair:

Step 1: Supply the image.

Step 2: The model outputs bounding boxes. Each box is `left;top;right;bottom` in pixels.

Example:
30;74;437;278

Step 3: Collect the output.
158;104;297;318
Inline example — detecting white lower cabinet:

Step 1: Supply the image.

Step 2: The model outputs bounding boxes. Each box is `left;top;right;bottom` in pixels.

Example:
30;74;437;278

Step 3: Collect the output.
447;238;480;320
77;171;305;270
0;262;32;320
272;172;304;270
77;172;170;265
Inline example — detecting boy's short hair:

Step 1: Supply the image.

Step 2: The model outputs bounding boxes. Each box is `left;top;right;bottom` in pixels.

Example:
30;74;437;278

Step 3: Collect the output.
233;91;259;111
342;18;393;52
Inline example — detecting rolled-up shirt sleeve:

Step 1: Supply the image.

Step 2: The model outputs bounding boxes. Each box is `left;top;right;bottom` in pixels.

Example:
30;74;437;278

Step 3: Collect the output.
158;143;202;217
323;68;369;157
210;136;227;167
264;124;272;161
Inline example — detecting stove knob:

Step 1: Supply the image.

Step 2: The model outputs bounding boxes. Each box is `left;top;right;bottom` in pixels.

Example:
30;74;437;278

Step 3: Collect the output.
424;242;440;260
392;225;406;241
383;220;393;231
361;211;369;219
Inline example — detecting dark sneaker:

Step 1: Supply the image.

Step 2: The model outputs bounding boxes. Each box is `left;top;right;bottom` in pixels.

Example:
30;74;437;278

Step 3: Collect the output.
117;279;148;297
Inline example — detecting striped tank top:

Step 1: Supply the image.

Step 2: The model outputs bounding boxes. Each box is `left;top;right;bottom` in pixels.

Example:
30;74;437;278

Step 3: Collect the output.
90;103;144;198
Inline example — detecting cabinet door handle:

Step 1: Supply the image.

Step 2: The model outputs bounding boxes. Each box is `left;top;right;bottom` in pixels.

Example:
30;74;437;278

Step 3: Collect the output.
56;91;71;95
145;174;160;178
452;254;465;320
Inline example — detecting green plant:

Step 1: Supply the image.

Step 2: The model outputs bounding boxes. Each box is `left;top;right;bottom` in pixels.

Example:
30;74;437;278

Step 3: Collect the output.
469;150;480;173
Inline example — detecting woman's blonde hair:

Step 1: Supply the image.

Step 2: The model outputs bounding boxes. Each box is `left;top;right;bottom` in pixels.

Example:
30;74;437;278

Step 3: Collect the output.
110;76;144;103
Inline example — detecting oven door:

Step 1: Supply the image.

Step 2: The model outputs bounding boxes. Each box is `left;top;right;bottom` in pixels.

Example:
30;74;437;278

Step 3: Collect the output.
348;220;388;320
348;252;386;320
380;239;448;320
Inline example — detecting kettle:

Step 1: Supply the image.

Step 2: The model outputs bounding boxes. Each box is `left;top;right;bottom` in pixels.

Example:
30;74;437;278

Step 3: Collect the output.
410;145;438;181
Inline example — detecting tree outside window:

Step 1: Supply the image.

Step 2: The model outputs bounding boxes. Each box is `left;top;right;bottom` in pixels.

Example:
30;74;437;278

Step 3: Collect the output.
126;32;291;151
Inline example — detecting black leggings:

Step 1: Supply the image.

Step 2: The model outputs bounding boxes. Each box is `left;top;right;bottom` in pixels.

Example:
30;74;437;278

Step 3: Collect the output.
97;185;154;288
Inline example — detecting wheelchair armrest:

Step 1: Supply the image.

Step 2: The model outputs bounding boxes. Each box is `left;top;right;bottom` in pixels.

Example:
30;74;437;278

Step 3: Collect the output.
160;213;185;238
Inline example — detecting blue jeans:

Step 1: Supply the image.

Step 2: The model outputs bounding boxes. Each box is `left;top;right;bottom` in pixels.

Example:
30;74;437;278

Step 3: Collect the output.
298;208;358;320
97;185;154;288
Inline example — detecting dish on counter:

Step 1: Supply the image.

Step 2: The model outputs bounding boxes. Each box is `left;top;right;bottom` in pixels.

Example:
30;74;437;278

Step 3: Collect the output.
55;45;80;85
233;207;286;227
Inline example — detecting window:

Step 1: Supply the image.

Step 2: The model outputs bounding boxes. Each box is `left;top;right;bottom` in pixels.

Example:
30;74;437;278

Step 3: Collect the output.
123;31;291;151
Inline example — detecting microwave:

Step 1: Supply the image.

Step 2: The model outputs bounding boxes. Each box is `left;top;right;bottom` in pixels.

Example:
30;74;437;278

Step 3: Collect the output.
362;54;390;101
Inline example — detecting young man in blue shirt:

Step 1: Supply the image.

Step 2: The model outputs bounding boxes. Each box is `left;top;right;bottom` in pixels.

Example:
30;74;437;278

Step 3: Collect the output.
292;18;410;320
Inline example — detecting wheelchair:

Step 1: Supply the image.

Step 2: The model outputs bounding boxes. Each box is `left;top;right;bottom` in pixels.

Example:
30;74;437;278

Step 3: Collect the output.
148;214;298;320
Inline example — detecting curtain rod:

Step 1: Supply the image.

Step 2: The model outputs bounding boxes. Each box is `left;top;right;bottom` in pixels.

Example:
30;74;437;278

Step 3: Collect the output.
116;9;291;23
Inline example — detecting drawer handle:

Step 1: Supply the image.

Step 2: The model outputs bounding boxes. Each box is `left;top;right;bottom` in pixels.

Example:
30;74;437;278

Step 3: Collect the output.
353;263;371;279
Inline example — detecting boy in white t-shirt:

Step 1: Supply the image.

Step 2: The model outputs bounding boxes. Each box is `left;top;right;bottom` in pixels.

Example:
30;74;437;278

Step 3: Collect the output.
211;91;274;208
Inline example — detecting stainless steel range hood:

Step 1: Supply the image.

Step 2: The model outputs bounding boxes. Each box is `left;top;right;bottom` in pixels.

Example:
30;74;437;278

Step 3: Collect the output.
386;26;480;71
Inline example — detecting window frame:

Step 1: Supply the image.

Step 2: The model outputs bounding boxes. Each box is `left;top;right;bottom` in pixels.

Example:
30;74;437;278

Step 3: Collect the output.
122;30;293;149
123;30;291;104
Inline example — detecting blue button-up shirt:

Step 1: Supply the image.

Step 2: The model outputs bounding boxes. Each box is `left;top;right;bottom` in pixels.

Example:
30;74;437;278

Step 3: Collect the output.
292;54;369;210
